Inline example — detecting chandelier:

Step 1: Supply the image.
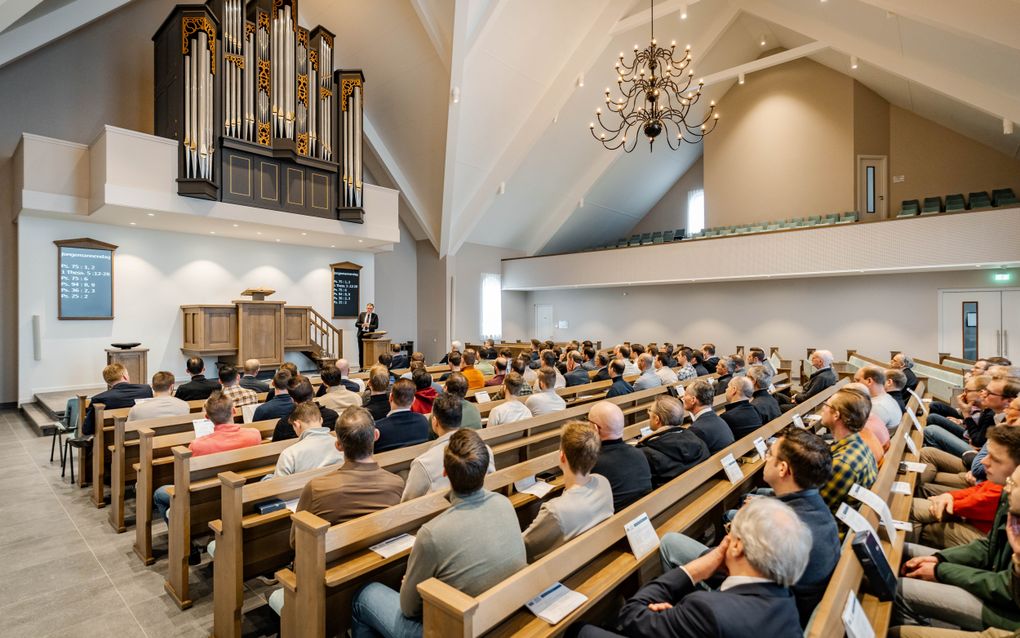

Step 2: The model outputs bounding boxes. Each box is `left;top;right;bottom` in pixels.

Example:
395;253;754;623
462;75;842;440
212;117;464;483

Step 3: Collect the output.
589;0;719;152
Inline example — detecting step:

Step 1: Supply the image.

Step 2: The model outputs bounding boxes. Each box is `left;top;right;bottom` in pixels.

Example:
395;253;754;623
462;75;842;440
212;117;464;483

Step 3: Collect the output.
21;402;59;436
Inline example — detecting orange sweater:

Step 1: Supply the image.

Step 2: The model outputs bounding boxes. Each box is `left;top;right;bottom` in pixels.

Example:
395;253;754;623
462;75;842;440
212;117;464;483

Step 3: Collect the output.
951;481;1003;534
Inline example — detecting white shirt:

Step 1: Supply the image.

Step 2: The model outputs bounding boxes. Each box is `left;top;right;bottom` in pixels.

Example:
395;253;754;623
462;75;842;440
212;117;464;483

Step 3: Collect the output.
623;360;640;377
127;395;190;422
525;390;567;417
488;399;533;427
655;367;679;385
692;406;714;421
531;370;566;391
871;392;903;430
401;431;496;501
271;428;343;478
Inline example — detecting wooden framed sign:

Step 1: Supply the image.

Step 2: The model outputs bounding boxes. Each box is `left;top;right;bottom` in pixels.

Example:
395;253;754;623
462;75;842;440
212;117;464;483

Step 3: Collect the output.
331;261;362;319
55;238;117;320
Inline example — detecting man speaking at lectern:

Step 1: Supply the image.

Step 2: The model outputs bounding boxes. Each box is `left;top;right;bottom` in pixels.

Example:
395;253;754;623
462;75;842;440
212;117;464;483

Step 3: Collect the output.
357;302;379;369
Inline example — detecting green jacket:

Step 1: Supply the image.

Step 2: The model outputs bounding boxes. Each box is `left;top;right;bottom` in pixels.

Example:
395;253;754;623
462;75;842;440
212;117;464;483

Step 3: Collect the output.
936;491;1019;629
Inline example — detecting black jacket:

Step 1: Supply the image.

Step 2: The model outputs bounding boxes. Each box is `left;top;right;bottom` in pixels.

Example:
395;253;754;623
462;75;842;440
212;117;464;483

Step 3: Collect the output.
721;400;764;440
374;410;430;452
363;394;391;421
780;489;841;626
751;389;782;423
703;357;720;373
794;367;837;403
271;404;338;441
83;383;153;435
714;374;732;396
888;389;908;413
689;410;735;454
693;363;710;377
903;367;919;393
592;439;653;512
637;427;710;487
356;311;379;336
174;374;221;401
253;394;295;423
965;408;999;448
592;366;610;382
606;377;635;398
239;375;270;393
565;368;590;387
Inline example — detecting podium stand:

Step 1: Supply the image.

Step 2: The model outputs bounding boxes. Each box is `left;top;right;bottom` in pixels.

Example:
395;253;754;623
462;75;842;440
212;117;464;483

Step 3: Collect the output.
362;332;389;370
106;347;148;384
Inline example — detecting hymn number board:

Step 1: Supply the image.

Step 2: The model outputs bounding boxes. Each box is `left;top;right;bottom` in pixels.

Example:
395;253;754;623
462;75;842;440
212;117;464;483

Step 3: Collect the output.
55;238;117;320
331;261;362;319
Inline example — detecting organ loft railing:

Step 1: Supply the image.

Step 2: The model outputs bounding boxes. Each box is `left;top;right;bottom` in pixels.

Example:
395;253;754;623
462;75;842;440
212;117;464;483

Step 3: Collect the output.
153;0;366;222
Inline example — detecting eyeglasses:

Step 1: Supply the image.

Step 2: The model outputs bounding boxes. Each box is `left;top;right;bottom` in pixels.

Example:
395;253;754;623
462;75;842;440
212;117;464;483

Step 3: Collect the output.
984;390;1005;398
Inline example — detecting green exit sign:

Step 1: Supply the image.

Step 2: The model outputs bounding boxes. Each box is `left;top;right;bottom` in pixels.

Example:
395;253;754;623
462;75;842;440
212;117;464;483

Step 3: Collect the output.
993;272;1013;283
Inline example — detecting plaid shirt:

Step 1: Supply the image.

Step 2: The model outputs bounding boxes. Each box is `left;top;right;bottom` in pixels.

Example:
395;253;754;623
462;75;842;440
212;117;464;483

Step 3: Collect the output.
221;384;259;407
676;364;698;382
820;432;878;514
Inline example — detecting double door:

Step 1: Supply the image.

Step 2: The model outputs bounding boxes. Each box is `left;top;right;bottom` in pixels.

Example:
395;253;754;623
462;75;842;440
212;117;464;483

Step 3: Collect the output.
939;290;1020;360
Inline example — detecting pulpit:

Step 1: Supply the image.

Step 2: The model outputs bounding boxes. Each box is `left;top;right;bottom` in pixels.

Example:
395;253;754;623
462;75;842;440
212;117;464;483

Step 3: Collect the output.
362;333;390;370
106;347;148;384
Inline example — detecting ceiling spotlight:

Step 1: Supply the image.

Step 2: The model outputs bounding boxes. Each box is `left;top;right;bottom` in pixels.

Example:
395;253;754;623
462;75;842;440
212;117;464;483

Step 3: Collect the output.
330;244;335;248
232;223;239;227
146;213;155;217
850;55;859;70
760;34;766;47
129;222;136;225
680;3;687;19
451;86;460;104
358;239;364;243
301;232;307;236
275;238;280;242
738;72;745;85
210;231;216;235
576;73;584;88
1005;118;1015;135
498;182;506;195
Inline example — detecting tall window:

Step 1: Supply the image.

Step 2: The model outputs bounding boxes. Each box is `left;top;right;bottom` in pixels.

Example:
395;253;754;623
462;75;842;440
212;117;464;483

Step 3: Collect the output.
687;188;705;234
480;272;502;340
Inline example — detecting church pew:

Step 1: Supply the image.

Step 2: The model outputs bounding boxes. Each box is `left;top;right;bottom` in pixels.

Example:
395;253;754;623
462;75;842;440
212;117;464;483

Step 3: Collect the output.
846;350;961;403
806;384;926;638
278;378;826;638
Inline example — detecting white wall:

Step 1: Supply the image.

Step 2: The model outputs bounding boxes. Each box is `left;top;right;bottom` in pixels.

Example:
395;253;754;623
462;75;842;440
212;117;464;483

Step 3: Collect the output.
449;242;527;345
523;270;1012;363
373;218;418;346
18;215;375;402
628;157;704;237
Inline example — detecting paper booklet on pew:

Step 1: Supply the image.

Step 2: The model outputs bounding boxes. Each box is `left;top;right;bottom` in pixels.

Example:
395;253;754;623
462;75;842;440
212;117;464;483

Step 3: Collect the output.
369;533;416;559
193;419;215;438
849;484;897;540
753;437;769;461
792;414;806;429
284;498;299;513
721;453;744;484
525;582;588;625
836;503;879;549
624;512;660;559
475;391;492;403
514;475;555;498
842;590;876;638
241;403;258;424
904;432;919;456
908;409;923;433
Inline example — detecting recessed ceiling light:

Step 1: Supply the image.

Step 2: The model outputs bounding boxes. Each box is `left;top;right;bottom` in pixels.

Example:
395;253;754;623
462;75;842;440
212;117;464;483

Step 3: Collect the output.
275;239;281;242
233;224;239;228
256;232;262;235
330;244;335;248
358;239;363;243
129;222;136;225
147;213;155;217
210;231;216;234
301;232;307;236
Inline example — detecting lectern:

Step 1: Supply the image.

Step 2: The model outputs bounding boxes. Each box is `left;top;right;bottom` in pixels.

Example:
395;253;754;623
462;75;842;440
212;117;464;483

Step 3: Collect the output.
362;331;389;370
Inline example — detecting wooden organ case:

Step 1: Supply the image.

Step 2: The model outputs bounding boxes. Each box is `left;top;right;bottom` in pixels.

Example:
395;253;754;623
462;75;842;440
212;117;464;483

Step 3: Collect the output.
153;0;366;222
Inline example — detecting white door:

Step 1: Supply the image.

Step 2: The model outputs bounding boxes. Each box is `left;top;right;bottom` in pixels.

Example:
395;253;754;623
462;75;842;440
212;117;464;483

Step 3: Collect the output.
534;304;553;340
1002;290;1020;361
857;155;887;219
939;291;1003;359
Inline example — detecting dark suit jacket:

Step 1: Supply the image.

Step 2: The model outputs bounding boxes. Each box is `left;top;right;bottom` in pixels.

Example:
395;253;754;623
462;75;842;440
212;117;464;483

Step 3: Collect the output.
689;410;735;454
903;367;919;393
703;356;720;373
965;408;998;448
239;375;270;393
693;364;710;377
721;400;764;439
606;377;635;398
174;375;221;401
781;488;841;626
374;410;430;452
592;439;652;512
363;394;391;421
390;353;409;369
637;427;710;487
579;568;802;638
356;311;379;337
592;366;610;382
751;389;782;423
794;367;837;403
565;368;590;387
83;383;153;435
271;404;338;441
254;394;295;423
714;374;732;396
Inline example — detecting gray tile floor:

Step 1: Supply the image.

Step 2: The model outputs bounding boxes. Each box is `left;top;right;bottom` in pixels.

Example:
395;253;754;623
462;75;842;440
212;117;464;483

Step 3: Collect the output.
0;409;280;637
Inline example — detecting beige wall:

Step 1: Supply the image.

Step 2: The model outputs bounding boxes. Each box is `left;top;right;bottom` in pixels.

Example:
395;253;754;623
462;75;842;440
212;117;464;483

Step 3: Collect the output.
629;157;704;236
852;81;891;220
449;242;527;347
373;219;418;346
889;106;1020;208
415;240;448;363
703;58;855;228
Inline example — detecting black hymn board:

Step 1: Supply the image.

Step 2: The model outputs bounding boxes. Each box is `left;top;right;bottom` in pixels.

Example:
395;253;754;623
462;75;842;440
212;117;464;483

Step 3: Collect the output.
153;0;366;222
55;238;117;320
331;261;361;319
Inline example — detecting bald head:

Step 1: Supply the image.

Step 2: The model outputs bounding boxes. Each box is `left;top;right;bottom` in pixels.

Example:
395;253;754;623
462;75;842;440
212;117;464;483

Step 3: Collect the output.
243;359;261;375
336;359;350;376
588;401;625;441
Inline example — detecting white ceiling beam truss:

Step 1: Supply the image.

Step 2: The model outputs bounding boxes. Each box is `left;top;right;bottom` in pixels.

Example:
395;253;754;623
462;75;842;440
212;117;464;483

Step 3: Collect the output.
610;0;704;36
853;0;1020;54
409;0;451;71
0;0;45;34
699;41;828;87
0;0;131;70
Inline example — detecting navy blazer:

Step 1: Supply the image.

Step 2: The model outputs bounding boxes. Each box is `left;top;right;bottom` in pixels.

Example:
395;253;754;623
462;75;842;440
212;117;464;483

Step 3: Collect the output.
578;567;802;638
375;410;430;452
751;389;782;424
253;394;295;423
606;377;635;398
592;367;611;382
703;356;720;373
780;488;841;626
592;439;652;512
721;400;764;439
689;410;735;454
271;403;338;441
174;375;221;401
565;368;590;387
794;368;837;403
239;375;270;393
903;367;919;393
83;383;153;435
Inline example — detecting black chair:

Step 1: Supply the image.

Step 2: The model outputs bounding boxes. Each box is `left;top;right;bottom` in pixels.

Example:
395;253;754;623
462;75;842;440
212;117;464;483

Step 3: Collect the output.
992;188;1016;206
968;191;992;209
899;199;920;216
922;197;942;214
946;193;966;212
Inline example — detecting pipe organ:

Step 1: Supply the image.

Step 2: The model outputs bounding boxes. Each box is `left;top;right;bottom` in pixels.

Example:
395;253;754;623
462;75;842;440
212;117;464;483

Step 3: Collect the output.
153;0;365;222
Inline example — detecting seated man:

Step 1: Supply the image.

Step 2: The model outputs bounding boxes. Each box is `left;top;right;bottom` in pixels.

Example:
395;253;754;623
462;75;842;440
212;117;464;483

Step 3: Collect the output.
127;371;187;422
843;383;890;465
374;379;430;452
437;351;463;382
589;401;653;512
701;342;720;374
401;393;495;501
636;395;709;486
581;497;810;638
675;347;699;382
660;427;839;626
271;376;338;441
218;365;258;408
84;363;153;434
525;367;567;416
654;353;679;385
239;358;271;393
333;358;362;393
460;349;486;390
592;352;613;382
912;424;1020;549
531;350;566;390
926;377;1016;457
854;365;903;430
778;349;836;411
488;372;533;426
617;344;640;377
174;356;222;401
485;357;508;387
361;366;393;421
683;379;734;454
713;356;734;395
479;338;498;361
389;343;409;370
315;364;364;413
581;346;598;371
923;375;991;457
818;387;879;515
400;352;426;380
605;359;635;398
522;420;614;561
890;352;920;394
509;356;535;396
564;351;590;387
633;353;663;391
748;346;777;377
269;401;344;478
410;367;438;414
253;370;295;422
438;340;462;365
748;364;781;424
475;347;495;376
721;376;764;439
886;368;910;413
894;457;1020;632
444;373;482;430
351;429;526;638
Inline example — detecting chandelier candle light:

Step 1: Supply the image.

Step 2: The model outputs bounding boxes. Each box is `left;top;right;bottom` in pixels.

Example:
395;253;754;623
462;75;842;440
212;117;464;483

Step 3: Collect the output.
590;0;719;152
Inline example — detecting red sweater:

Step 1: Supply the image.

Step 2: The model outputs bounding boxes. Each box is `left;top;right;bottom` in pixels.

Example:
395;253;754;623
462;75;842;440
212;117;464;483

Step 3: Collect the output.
411;387;437;414
951;481;1003;533
189;423;262;457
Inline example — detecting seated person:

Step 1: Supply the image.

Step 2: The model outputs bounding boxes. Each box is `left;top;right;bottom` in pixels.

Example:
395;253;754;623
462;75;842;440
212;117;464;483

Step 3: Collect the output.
617;344;640;377
659;427;839;626
654;353;679;385
854;365;903;430
315;364;363;413
488;372;533;426
437;340;462;365
84;363;153;435
636;395;709;486
580;497;811;638
509;356;535;396
444;373;482;430
701;342;719;373
475;347;495;376
886;368;909;412
818;387;878;515
266;362;299;400
564;351;591;387
174;356;222;401
843;382;890;461
690;350;710;377
351;429;526;638
589;401;653;512
778;349;836;411
399;352;426;379
271;376;338;441
374;379;430;452
360;366;393;421
890;352;920;393
531;350;566;390
401;393;494;501
581;346;598;371
478;338;498;361
460;349;486;390
894;460;1020;633
592;352;613;382
240;358;271;393
605;359;635;398
923;375;990;456
522;420;613;561
675;347;699;382
525;367;567;416
683;379;734;454
633;353;663;391
748;364;781;424
389;343;409;370
485;357;508;387
911;425;1020;550
437;351;463;382
127;371;187;421
926;377;1016;457
334;358;363;393
748;346;777;377
218;365;258;408
268;401;344;478
410;367;438;414
721;376;764;439
253;369;295;422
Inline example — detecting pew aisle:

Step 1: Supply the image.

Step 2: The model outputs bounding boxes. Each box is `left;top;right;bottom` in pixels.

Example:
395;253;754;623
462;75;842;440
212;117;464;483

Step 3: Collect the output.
0;408;278;637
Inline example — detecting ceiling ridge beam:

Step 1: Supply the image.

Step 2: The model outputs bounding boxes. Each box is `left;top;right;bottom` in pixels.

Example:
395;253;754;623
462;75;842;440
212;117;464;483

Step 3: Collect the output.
700;41;828;86
0;0;45;35
853;0;1020;54
409;0;451;71
438;0;473;257
0;0;132;70
610;0;704;37
466;0;508;56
